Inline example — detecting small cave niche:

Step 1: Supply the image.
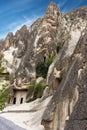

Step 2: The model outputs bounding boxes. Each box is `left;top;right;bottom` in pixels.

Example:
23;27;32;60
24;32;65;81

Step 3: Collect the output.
58;78;62;84
44;56;46;62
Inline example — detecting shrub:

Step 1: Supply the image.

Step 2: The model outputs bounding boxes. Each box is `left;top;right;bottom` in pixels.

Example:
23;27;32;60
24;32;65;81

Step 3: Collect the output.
36;62;47;78
27;83;45;102
0;53;5;73
5;75;12;80
2;83;9;88
0;66;5;73
27;84;34;95
0;53;10;110
0;54;3;62
36;55;54;78
46;55;54;67
0;85;10;110
34;83;45;98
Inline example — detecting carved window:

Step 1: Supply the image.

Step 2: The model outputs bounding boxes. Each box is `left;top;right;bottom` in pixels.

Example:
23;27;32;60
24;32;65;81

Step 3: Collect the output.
13;97;16;104
20;98;23;104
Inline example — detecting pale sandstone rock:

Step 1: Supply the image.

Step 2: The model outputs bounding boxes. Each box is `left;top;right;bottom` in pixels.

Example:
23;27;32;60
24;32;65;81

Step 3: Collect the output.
0;2;87;130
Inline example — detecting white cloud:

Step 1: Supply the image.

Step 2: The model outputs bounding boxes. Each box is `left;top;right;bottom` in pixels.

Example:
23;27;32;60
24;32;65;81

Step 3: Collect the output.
58;0;67;8
61;0;83;13
0;16;39;39
12;16;39;34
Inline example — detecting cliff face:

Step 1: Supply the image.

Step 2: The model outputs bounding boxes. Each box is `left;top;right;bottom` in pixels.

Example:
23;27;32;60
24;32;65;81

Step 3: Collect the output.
0;2;87;130
64;29;87;130
41;5;87;130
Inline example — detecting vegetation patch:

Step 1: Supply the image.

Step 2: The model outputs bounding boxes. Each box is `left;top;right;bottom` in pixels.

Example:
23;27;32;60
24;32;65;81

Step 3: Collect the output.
0;54;3;62
27;83;45;102
36;55;54;78
0;53;11;110
56;41;62;53
0;84;10;110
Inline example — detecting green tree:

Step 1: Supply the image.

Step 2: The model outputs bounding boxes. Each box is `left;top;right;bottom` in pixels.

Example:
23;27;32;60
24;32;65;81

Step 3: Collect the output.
0;84;10;110
0;53;10;110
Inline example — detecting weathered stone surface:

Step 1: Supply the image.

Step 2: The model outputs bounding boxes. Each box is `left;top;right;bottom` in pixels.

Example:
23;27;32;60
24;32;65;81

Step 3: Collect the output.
0;2;87;130
42;28;87;130
64;30;87;130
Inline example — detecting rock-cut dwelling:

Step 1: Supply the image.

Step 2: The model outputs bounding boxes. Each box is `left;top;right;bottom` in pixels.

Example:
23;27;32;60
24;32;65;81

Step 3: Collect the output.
9;79;28;105
12;86;28;105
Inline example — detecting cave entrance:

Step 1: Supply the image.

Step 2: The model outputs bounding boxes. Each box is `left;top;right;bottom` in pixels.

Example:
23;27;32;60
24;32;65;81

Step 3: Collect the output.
44;56;46;62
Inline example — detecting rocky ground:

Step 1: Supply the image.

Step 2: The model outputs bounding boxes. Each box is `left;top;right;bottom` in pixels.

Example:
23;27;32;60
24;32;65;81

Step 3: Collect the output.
0;96;52;130
0;117;25;130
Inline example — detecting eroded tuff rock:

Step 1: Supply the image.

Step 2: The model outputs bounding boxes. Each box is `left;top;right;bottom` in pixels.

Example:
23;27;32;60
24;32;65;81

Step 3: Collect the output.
64;29;87;130
1;2;62;87
0;2;87;130
40;4;87;130
41;28;87;130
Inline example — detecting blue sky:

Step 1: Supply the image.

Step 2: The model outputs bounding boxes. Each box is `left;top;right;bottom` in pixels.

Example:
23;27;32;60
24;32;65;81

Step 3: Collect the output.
0;0;87;39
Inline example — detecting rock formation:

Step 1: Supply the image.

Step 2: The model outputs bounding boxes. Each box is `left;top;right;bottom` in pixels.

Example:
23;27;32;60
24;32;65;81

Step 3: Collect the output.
41;10;87;129
0;2;87;130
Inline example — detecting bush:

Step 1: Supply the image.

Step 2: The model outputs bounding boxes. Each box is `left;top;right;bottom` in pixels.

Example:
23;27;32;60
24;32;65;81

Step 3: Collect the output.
27;83;45;101
2;83;9;88
36;55;54;78
0;53;10;110
36;62;47;78
34;83;45;98
0;53;5;73
0;85;10;110
5;75;12;80
0;66;5;73
0;54;3;62
27;84;34;95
